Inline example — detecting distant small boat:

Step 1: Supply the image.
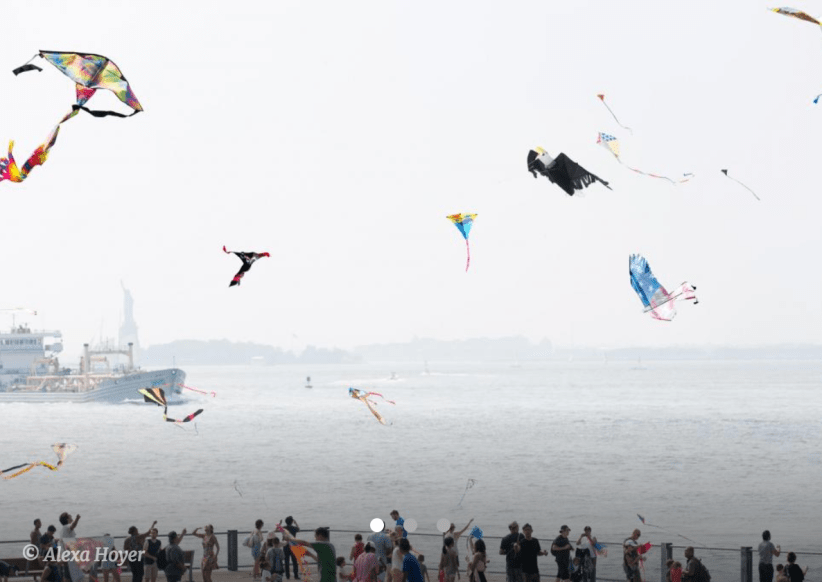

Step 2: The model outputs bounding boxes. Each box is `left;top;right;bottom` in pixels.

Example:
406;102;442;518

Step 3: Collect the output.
389;372;398;380
632;357;646;371
305;375;312;389
423;361;430;375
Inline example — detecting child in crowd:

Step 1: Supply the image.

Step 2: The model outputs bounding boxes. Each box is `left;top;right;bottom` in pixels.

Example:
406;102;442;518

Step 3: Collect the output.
665;559;682;582
266;536;286;582
351;535;365;563
418;556;430;582
337;546;354;582
776;564;788;582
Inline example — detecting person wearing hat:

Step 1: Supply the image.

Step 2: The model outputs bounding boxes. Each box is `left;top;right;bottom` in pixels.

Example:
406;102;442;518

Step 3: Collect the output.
550;526;573;582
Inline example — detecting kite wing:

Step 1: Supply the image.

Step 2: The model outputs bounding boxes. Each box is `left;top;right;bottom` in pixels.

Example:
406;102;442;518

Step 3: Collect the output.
139;387;167;406
2;51;141;185
350;388;388;425
530;149;611;195
34;51;142;115
629;255;697;321
223;246;270;287
446;213;477;271
771;7;822;25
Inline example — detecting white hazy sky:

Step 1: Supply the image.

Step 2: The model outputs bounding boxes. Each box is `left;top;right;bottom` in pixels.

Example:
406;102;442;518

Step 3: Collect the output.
2;0;821;355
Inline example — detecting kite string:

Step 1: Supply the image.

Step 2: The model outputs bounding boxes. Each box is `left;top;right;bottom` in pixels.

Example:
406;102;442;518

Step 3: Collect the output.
598;96;633;134
465;239;470;272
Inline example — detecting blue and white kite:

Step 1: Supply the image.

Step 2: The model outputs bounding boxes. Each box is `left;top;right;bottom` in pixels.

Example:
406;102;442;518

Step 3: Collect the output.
629;255;697;321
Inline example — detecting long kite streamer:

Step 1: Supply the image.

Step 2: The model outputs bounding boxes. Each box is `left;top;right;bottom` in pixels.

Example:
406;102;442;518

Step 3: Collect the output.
349;388;395;425
446;213;477;272
177;383;217;397
138;387;204;424
1;443;77;480
637;514;700;545
597;94;633;134
2;51;141;185
597;133;693;184
456;479;476;507
721;169;760;201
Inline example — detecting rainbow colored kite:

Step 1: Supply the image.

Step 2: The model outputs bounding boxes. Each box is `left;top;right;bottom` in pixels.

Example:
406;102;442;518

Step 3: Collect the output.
1;51;141;185
447;213;477;272
629;255;697;321
597;133;693;184
0;443;77;480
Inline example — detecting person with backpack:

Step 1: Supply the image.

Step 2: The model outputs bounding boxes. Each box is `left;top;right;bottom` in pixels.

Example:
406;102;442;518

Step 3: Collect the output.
550;526;573;582
681;547;710;582
266;535;287;582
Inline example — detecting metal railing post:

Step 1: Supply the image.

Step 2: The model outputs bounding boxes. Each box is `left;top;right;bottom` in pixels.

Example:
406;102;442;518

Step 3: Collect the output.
661;543;672;582
228;530;238;571
741;546;753;582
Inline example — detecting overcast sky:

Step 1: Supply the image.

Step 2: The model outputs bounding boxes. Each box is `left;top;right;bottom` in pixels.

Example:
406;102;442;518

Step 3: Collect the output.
2;0;821;357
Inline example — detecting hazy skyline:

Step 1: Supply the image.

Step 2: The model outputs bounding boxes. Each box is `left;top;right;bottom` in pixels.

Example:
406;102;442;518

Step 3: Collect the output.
3;1;821;357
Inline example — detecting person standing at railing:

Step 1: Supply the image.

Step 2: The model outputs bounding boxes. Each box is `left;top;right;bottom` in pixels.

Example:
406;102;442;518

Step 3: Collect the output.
193;525;220;582
249;520;265;580
58;512;83;582
575;526;596;582
31;519;42;548
163;530;188;582
284;517;302;580
785;552;807;582
282;526;337;582
499;521;525;582
125;521;158;582
622;529;643;582
757;530;781;582
518;524;548;582
550;526;573;582
144;528;162;582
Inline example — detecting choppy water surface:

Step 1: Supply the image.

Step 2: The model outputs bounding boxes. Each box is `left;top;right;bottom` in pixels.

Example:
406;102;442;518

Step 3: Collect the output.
2;360;820;578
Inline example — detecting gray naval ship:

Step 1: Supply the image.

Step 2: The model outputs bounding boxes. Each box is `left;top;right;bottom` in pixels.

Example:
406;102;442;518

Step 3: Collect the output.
0;287;183;403
0;326;184;403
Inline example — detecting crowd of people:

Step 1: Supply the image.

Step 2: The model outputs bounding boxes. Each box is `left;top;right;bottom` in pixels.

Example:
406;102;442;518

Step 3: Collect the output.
10;514;811;582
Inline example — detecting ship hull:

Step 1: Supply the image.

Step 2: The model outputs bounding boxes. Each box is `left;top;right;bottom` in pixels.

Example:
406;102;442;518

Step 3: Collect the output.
0;369;185;403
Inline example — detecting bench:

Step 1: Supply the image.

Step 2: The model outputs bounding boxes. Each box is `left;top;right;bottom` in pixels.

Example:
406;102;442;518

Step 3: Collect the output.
1;558;44;581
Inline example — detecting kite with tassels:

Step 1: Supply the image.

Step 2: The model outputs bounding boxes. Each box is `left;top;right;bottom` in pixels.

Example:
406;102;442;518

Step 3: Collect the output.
223;246;270;287
629;255;697;322
1;51;142;185
349;387;395;426
596;94;633;134
527;148;611;196
139;387;204;424
597;133;693;184
721;169;760;201
446;213;477;272
1;443;77;480
770;9;822;101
